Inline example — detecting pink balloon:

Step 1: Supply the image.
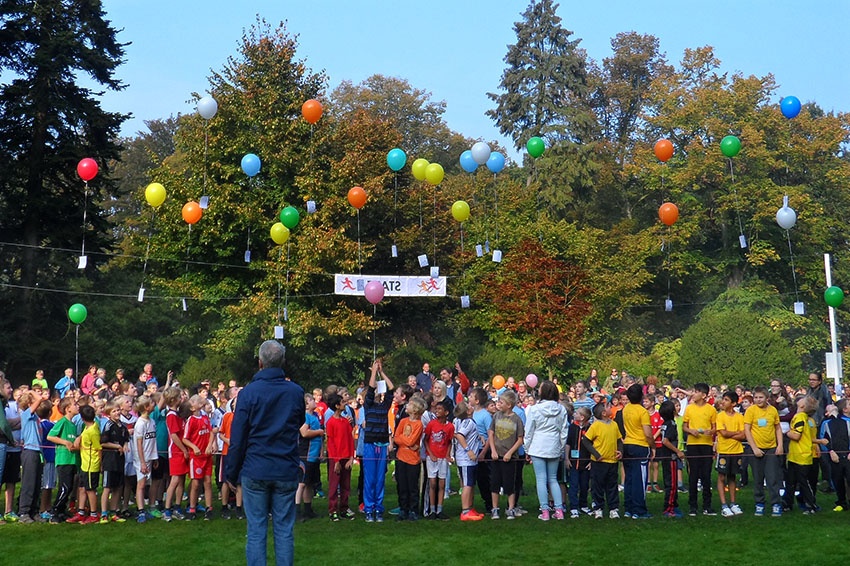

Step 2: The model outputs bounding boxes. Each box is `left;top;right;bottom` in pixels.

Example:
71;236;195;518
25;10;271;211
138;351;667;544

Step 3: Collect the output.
364;280;385;305
525;373;538;388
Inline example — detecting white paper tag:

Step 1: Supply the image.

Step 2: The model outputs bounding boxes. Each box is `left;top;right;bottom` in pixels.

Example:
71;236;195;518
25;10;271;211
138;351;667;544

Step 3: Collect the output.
484;240;490;253
283;307;288;322
306;200;316;214
391;245;398;258
418;254;429;267
739;234;747;248
199;196;210;209
492;249;502;263
77;255;88;269
375;380;387;394
665;299;673;311
137;287;145;302
274;326;284;339
430;266;440;278
244;250;251;263
182;298;188;312
793;302;805;315
475;244;483;257
461;295;470;308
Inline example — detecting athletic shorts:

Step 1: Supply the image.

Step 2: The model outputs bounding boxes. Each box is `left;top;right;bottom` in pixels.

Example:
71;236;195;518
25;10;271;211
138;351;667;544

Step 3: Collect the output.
102;470;124;490
715;454;742;477
170;453;189;476
426;457;450;479
81;470;100;491
152;455;168;480
41;462;56;489
189;455;212;480
134;461;153;482
301;460;320;486
2;450;21;484
490;459;516;495
458;465;477;488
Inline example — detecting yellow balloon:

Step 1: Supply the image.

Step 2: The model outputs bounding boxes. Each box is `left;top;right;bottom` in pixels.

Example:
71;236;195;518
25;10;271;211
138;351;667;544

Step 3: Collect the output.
270;222;290;245
145;182;166;207
411;158;429;181
451;200;470;222
425;163;445;186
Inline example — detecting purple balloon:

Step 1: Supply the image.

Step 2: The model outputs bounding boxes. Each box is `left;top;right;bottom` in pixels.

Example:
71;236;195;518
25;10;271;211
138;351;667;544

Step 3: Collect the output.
364;280;385;305
525;373;538;388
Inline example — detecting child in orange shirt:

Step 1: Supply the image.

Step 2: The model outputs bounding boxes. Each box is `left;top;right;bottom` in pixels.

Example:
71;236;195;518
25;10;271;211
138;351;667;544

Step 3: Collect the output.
393;397;426;521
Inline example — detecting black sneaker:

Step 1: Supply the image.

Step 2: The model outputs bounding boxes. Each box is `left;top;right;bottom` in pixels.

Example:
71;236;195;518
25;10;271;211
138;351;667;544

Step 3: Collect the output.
396;511;408;522
689;508;698;517
221;507;232;520
204;509;213;521
427;512;437;520
436;511;450;521
186;512;197;521
235;507;245;520
703;509;717;516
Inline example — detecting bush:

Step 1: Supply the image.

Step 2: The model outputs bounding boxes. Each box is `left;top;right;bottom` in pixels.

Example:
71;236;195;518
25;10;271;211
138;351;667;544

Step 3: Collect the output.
677;309;801;388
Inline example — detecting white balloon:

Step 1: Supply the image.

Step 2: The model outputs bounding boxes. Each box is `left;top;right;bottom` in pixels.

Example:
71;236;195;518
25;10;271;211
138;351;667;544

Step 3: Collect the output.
776;206;797;230
197;96;218;120
471;141;491;165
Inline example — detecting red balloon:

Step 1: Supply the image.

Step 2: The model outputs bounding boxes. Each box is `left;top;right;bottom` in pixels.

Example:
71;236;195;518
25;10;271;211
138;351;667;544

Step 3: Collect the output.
658;202;679;226
347;186;367;210
77;158;98;182
302;99;323;125
182;201;202;225
654;139;674;162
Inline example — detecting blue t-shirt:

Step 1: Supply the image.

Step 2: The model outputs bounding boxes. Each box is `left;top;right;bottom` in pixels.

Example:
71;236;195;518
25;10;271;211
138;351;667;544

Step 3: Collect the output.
472;409;493;454
41;420;56;463
305;413;322;462
21;409;42;452
513;405;527;456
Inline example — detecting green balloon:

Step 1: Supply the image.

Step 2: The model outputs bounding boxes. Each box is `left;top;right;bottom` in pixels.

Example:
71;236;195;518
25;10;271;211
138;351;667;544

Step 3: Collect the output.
720;135;741;158
68;303;87;324
526;136;545;158
279;206;300;230
825;286;845;308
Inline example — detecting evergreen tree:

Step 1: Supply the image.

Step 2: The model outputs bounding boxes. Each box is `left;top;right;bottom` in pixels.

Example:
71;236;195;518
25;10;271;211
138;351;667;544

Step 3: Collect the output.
0;0;127;372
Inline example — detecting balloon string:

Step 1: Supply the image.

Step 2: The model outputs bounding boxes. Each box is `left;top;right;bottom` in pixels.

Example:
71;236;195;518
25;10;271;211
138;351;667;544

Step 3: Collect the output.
357;209;362;275
432;184;437;264
728;159;746;241
786;230;800;302
283;240;291;320
140;210;155;288
372;304;377;361
80;182;88;258
393;173;398;235
460;223;466;294
276;246;282;323
75;324;79;384
203;127;208;200
493;182;499;247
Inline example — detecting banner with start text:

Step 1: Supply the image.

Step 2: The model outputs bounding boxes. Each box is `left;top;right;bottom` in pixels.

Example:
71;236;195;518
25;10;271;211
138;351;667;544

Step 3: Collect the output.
334;274;447;297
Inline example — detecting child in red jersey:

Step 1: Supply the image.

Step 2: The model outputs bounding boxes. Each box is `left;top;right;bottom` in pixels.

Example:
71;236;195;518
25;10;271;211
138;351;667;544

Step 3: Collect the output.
183;394;215;520
325;393;355;521
163;387;189;521
425;399;455;520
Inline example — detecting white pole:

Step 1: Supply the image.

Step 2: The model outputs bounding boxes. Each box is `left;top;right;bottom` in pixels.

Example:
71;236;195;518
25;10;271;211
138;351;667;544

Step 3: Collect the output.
824;253;842;393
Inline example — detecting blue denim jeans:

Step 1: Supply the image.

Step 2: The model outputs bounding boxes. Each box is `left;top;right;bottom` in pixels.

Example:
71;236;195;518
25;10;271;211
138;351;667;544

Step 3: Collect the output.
531;456;563;512
241;476;299;566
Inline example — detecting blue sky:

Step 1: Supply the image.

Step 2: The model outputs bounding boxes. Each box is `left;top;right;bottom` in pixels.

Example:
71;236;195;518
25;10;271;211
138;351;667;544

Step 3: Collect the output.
100;0;849;162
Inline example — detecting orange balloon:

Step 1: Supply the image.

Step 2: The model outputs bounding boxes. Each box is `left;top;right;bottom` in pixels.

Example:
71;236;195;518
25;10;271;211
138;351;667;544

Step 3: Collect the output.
654;139;674;162
658;202;679;226
182;201;202;225
347;186;367;209
492;375;505;389
302;99;323;125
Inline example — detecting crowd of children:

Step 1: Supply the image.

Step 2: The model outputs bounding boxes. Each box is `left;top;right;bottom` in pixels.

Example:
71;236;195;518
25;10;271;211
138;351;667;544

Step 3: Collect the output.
1;362;848;527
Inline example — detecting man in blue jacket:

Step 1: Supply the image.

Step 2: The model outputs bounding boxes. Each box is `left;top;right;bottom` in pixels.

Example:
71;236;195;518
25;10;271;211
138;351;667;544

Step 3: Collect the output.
226;340;305;566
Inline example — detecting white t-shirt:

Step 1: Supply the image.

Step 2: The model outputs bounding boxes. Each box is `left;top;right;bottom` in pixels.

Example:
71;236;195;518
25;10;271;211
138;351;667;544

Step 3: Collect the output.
133;415;158;465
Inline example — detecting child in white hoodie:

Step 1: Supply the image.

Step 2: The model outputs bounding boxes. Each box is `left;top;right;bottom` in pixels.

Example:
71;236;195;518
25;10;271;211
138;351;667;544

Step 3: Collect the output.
524;381;569;520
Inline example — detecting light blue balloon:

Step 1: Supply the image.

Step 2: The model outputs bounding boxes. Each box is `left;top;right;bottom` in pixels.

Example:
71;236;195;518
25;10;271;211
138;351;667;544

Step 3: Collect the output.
241;153;261;177
459;150;478;173
486;152;505;174
386;148;406;172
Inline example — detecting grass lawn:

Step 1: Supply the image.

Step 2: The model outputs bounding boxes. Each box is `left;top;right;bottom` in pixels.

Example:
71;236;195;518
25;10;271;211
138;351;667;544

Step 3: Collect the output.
3;463;844;565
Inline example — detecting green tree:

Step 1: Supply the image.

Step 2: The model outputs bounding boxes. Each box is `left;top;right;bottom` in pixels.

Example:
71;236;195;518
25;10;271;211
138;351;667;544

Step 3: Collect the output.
0;0;127;373
677;307;801;387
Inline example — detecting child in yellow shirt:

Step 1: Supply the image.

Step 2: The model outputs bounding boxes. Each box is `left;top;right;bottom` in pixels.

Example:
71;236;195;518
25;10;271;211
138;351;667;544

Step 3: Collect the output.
715;391;745;517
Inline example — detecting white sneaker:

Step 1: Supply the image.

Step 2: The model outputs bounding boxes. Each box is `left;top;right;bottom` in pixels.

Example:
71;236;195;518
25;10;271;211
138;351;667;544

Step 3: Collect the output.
592;509;603;519
609;509;620;519
570;509;580;519
491;508;500;520
721;506;734;517
580;506;592;515
731;504;743;515
506;508;517;520
618;484;624;492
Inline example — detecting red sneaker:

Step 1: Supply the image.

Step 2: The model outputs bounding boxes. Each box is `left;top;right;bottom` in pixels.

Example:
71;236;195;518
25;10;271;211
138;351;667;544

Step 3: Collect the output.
81;515;100;525
66;513;86;524
461;510;483;521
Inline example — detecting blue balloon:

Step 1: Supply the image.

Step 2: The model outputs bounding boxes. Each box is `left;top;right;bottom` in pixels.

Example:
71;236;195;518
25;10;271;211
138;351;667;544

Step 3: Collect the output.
780;96;801;119
459;150;478;173
386;148;406;172
241;153;261;177
486;152;505;174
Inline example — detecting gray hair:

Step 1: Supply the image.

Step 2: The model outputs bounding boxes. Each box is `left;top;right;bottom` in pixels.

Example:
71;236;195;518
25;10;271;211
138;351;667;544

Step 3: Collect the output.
258;340;286;369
